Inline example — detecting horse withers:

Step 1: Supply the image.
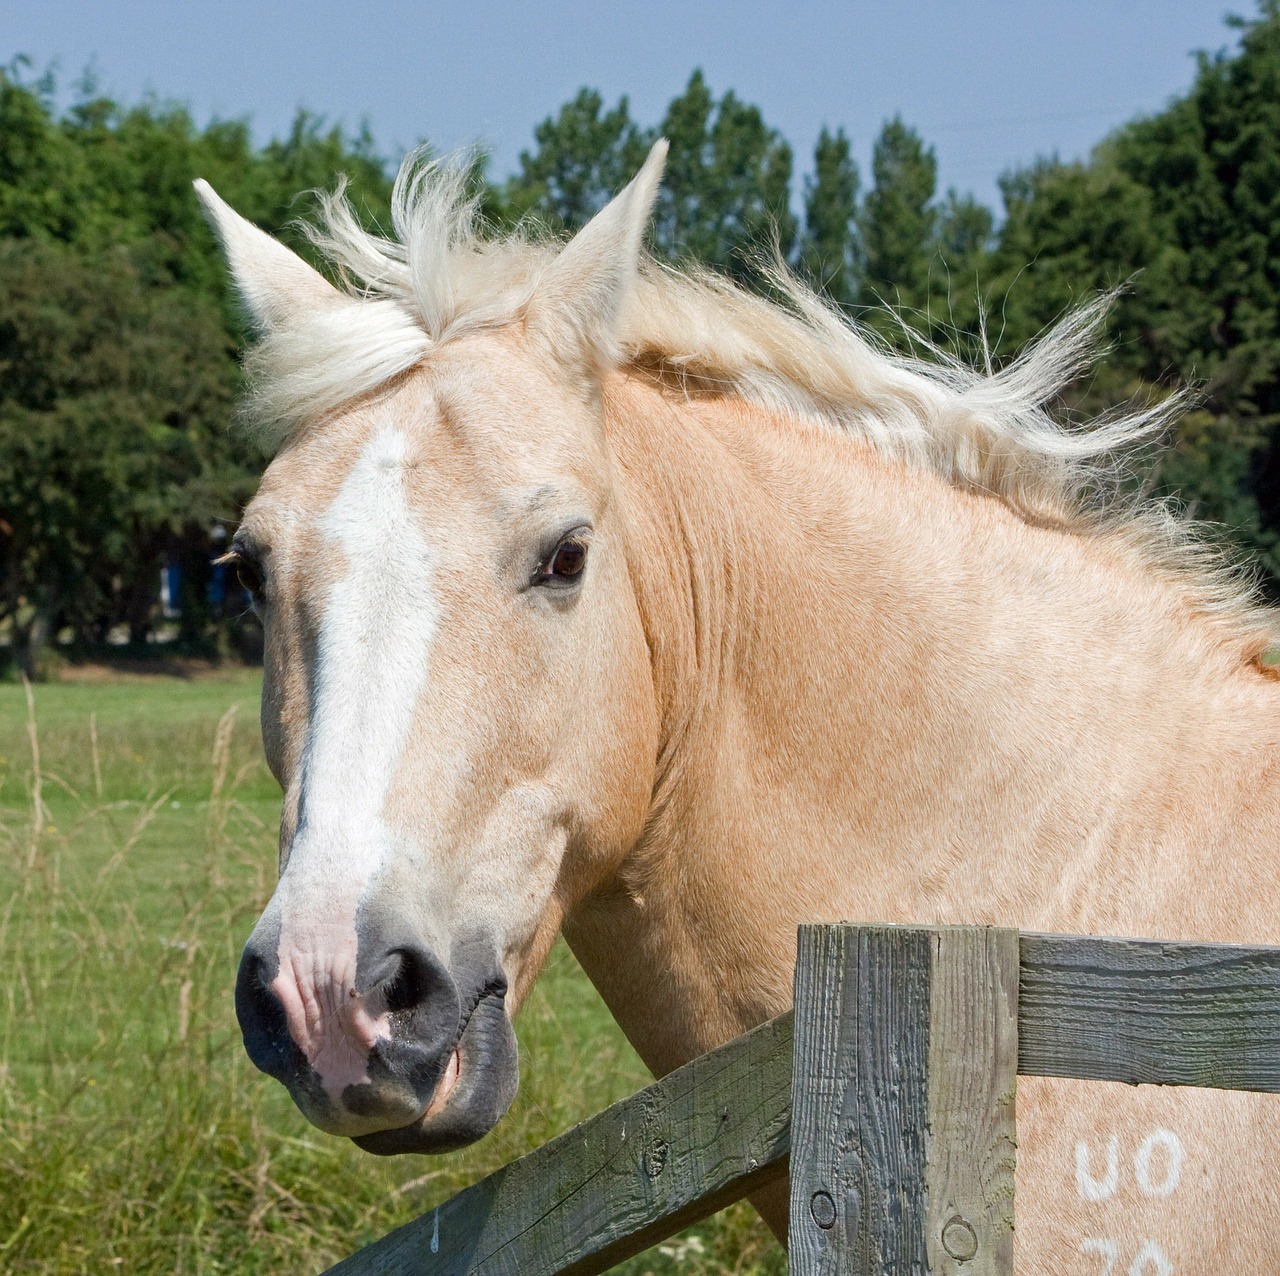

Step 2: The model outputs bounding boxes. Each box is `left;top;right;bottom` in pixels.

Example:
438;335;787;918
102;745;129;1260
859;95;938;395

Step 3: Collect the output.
198;144;1280;1266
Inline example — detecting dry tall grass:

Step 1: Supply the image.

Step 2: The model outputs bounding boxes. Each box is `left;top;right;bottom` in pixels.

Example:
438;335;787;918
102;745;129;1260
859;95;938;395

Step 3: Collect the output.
0;673;782;1275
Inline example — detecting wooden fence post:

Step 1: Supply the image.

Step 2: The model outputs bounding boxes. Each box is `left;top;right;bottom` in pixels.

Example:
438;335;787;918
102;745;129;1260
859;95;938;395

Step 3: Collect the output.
789;924;1019;1275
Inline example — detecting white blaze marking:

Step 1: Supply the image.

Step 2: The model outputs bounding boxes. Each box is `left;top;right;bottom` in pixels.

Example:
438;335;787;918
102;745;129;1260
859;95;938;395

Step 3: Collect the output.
1133;1129;1183;1199
271;424;440;1097
1076;1134;1120;1201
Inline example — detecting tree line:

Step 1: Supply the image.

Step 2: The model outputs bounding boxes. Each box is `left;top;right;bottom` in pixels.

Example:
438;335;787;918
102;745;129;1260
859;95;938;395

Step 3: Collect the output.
3;2;1279;675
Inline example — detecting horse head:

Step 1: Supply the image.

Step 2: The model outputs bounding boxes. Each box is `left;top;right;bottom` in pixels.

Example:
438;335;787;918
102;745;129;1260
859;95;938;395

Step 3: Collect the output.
198;146;666;1153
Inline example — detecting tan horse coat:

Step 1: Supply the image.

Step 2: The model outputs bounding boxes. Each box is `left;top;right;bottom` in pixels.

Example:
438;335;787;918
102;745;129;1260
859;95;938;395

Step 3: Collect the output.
199;144;1280;1270
573;374;1280;1270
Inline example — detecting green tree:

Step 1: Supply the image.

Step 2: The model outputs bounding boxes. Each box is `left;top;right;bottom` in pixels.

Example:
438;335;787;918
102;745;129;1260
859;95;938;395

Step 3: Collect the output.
508;72;798;280
654;70;796;276
920;190;996;352
0;69;400;670
506;89;652;232
978;3;1280;582
0;238;244;674
1110;4;1280;573
858;117;938;319
800;126;860;307
988;158;1160;347
0;63;99;243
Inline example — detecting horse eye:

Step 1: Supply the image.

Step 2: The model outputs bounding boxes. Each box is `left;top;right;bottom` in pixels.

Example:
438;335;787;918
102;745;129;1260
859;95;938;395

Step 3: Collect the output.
235;555;265;597
536;537;588;586
550;540;587;578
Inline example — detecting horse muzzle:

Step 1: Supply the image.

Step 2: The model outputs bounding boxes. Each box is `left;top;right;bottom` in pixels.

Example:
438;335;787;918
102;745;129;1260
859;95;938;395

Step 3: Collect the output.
234;924;519;1152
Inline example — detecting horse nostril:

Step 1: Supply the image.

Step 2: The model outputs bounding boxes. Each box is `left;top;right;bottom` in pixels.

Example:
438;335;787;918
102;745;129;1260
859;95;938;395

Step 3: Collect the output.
379;945;444;1015
235;949;271;1025
234;945;293;1078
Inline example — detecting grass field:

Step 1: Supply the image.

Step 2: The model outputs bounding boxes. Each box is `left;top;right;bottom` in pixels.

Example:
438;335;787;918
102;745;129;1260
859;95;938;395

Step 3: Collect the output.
0;669;784;1275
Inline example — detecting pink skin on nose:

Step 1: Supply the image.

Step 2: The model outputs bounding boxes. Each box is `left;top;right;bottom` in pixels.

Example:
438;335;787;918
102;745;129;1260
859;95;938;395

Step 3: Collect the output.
271;932;393;1105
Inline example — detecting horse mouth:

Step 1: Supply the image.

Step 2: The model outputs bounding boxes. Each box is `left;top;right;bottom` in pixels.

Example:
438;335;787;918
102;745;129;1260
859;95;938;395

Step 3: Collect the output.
353;982;517;1156
425;1045;462;1117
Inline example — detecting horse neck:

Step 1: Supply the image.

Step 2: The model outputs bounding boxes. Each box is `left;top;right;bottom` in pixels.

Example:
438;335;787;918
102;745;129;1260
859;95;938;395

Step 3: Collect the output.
604;373;1231;812
568;370;1279;1073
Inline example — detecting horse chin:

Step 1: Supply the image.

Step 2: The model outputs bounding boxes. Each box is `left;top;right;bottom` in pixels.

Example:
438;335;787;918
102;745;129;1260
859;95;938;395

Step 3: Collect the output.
352;990;519;1157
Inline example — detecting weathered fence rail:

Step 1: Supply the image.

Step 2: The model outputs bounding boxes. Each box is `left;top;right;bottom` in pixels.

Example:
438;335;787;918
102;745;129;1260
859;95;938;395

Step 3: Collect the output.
325;925;1280;1275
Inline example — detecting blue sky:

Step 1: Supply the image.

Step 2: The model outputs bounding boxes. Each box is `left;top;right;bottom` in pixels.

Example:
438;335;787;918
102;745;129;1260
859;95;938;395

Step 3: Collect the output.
6;2;1245;211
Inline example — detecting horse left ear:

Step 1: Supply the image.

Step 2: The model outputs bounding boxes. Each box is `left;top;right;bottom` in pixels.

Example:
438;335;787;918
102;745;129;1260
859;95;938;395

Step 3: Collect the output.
193;179;345;333
526;139;667;369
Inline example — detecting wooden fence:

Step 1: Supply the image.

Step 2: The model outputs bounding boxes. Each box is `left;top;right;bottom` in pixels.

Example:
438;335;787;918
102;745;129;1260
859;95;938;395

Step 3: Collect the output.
324;924;1280;1275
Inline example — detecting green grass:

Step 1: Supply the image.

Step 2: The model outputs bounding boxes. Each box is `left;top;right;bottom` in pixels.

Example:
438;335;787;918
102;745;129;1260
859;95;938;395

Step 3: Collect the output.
0;671;784;1274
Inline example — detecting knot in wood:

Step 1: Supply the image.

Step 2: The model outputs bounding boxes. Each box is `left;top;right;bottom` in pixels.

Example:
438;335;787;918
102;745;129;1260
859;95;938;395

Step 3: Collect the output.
941;1215;978;1262
643;1139;668;1179
809;1190;836;1230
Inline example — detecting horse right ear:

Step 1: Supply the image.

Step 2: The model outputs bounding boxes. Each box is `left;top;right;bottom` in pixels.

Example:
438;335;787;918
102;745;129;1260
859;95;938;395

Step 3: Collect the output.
524;139;667;372
194;180;344;333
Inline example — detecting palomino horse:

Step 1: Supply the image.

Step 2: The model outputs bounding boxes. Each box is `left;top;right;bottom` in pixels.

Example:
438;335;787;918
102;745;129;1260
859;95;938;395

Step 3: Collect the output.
198;143;1280;1269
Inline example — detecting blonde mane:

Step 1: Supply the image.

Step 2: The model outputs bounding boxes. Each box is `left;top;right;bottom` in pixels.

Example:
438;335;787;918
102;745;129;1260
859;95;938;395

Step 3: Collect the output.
243;155;1279;656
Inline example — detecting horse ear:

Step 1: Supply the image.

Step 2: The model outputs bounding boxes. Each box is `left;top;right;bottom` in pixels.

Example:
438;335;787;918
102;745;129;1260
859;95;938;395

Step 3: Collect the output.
193;179;344;332
527;139;667;368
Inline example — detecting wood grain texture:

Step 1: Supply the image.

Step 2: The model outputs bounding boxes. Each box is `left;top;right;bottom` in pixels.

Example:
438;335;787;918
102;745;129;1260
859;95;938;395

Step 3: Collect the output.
789;924;932;1275
322;1012;792;1276
789;925;1018;1276
1018;932;1280;1091
923;926;1018;1276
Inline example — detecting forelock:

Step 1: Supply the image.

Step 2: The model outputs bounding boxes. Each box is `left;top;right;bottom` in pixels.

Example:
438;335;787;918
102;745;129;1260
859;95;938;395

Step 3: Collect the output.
242;152;556;447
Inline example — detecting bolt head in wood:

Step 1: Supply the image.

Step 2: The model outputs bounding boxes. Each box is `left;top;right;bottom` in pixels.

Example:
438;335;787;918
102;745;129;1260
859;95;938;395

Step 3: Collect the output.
941;1215;978;1262
809;1190;836;1230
